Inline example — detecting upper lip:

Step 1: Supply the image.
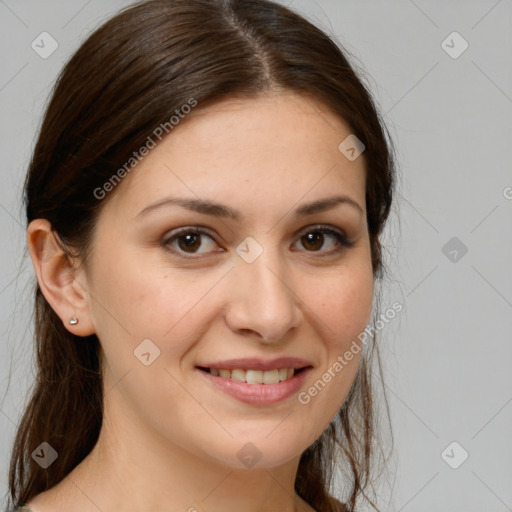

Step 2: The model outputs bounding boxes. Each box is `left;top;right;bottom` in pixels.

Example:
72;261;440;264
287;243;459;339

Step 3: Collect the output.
197;357;313;371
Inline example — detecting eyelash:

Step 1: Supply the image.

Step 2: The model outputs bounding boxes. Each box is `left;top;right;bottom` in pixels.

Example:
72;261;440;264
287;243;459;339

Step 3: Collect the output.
161;224;354;259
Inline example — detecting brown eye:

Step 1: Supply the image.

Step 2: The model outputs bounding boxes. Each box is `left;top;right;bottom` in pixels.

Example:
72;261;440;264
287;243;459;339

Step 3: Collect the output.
301;231;324;251
163;227;220;256
177;233;202;252
295;226;353;255
162;224;353;259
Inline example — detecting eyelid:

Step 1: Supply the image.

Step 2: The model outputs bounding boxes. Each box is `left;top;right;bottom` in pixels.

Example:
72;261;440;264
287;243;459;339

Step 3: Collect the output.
296;223;347;239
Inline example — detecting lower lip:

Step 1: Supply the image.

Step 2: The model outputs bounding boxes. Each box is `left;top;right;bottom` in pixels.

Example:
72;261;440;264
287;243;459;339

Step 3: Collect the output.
196;367;311;406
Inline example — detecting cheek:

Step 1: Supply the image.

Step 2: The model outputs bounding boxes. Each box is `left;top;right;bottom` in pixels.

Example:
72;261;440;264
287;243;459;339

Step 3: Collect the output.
88;250;224;371
315;265;374;346
295;265;373;434
90;250;180;336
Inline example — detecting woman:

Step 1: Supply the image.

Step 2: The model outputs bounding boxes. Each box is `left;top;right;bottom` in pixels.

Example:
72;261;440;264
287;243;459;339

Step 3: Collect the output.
7;0;396;510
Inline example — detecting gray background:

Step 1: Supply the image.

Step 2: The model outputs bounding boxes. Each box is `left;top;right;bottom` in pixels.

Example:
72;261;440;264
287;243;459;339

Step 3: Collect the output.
1;0;511;511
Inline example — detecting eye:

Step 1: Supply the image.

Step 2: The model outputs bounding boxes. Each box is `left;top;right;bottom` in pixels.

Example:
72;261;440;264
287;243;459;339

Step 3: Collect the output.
293;225;354;256
162;224;354;258
162;227;220;256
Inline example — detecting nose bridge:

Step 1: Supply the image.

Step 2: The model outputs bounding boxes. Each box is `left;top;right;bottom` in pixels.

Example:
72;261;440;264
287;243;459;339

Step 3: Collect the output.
226;239;301;342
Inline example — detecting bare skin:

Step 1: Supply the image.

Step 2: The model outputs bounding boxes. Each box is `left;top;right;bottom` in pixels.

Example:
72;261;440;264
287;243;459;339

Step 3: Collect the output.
25;92;372;512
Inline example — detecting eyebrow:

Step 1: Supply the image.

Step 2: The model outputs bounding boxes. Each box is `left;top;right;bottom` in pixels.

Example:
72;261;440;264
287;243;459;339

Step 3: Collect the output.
134;194;365;220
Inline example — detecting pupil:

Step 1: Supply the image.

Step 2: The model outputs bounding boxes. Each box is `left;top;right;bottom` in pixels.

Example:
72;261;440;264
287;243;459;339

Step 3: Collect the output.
304;232;322;251
180;233;200;251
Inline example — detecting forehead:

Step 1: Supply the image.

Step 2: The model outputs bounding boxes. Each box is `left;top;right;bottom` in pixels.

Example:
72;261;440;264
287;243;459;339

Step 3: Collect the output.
104;92;366;222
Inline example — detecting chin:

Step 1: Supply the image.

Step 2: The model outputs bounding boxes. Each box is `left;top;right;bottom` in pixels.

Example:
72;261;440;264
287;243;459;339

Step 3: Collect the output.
201;433;313;471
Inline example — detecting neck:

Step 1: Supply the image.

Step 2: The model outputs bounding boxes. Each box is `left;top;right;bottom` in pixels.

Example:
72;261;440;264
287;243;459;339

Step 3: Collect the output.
30;390;316;512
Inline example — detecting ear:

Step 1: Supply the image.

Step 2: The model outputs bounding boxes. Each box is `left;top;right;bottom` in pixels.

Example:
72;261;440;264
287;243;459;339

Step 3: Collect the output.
26;219;96;337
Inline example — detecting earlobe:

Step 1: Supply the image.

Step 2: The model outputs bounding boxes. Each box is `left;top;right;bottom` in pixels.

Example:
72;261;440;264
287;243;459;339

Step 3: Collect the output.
26;219;96;336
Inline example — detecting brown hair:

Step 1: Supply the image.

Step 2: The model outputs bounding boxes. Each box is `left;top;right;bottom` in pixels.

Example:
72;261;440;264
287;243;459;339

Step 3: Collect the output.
7;0;396;510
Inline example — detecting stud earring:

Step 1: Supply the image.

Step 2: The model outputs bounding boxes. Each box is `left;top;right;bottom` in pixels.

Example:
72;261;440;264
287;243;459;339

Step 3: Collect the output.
69;317;79;325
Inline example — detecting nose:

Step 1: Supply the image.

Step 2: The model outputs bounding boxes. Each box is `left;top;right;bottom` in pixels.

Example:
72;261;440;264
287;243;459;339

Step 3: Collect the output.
224;249;303;344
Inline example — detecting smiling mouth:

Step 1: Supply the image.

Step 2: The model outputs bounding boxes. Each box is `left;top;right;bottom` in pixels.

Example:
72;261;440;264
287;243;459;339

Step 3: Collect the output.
196;366;309;385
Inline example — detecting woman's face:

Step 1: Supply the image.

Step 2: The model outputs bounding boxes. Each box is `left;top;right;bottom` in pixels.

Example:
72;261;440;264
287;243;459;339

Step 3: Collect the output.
81;92;374;469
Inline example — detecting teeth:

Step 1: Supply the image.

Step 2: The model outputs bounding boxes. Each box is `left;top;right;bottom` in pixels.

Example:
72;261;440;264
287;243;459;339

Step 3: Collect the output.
246;370;263;384
263;369;280;384
208;367;298;384
231;369;246;382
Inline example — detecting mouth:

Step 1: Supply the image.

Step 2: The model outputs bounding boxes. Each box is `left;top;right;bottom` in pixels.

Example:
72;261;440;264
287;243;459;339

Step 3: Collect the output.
195;360;313;405
196;366;309;384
